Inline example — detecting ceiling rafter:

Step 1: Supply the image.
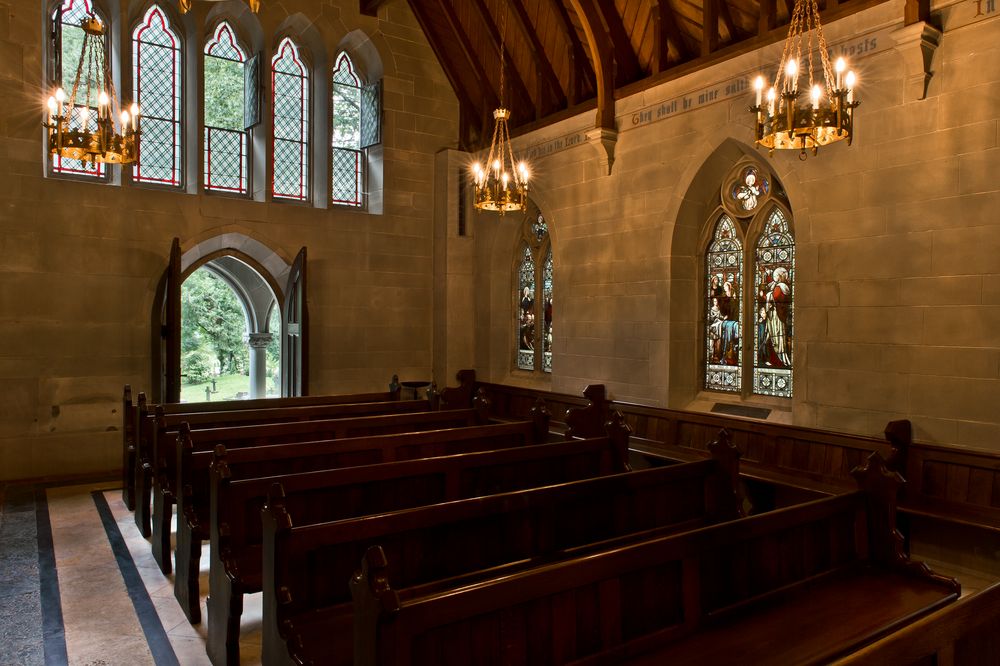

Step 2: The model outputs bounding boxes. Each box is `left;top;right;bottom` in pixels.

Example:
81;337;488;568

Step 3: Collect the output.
508;0;568;113
435;0;502;112
541;0;597;104
652;0;692;72
567;0;616;129
702;0;719;55
467;0;538;121
717;0;745;42
589;0;642;85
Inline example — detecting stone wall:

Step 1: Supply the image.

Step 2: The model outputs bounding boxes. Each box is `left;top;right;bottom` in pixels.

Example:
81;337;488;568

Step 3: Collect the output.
0;0;458;480
469;0;1000;451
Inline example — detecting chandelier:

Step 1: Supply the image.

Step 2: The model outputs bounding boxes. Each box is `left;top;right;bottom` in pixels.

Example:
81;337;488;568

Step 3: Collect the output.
750;0;859;159
179;0;260;14
470;8;529;215
44;14;139;165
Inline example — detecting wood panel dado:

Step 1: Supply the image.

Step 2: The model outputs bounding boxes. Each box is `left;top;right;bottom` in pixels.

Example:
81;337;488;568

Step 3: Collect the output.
476;382;1000;533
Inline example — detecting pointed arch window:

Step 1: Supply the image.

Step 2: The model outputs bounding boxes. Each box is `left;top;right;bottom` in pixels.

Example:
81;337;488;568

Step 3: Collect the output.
272;37;309;201
204;22;249;194
50;0;106;179
515;213;553;374
331;51;381;209
132;5;182;186
703;162;794;398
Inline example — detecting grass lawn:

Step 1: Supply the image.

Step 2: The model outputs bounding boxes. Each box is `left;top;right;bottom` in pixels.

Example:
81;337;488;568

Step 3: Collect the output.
181;372;279;403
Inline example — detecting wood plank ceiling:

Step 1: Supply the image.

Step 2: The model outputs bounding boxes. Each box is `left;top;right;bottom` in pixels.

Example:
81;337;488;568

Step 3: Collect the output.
365;0;912;150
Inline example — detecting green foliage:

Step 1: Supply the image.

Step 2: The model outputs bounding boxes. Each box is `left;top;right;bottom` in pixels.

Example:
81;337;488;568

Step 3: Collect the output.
332;82;361;149
181;268;248;382
183;348;215;384
205;55;245;130
267;306;281;380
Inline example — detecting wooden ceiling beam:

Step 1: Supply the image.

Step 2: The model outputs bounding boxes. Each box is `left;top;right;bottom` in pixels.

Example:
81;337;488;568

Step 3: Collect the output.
759;0;777;34
590;0;641;84
508;0;568;112
436;0;502;113
542;0;597;105
652;0;691;72
904;0;929;24
702;0;719;55
359;0;387;17
717;0;745;42
567;0;616;129
467;0;538;120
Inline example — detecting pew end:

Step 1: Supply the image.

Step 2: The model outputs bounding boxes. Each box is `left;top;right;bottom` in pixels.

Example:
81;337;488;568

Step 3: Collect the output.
350;546;400;666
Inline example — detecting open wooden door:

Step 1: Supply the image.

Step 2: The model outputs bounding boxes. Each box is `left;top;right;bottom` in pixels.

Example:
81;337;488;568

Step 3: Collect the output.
282;247;308;396
150;238;182;403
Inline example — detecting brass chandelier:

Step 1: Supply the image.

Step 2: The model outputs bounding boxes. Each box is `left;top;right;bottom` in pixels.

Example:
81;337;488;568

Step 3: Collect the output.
45;14;139;165
179;0;260;13
470;7;529;215
750;0;859;159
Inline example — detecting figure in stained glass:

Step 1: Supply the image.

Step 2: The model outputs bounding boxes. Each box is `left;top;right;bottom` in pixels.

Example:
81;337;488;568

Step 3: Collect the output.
517;245;536;371
752;208;794;397
704;215;742;392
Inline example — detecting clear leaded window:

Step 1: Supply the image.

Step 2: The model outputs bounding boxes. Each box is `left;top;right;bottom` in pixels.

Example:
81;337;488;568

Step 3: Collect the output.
515;212;553;374
204;22;248;194
272;37;309;201
331;52;362;207
704;161;793;399
51;0;105;179
132;5;182;186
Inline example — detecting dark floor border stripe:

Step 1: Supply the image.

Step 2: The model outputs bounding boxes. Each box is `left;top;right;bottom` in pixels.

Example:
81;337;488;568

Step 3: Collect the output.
91;490;180;666
35;488;68;666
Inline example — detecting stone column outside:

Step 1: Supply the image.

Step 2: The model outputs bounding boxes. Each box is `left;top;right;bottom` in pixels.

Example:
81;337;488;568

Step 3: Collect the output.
248;333;273;399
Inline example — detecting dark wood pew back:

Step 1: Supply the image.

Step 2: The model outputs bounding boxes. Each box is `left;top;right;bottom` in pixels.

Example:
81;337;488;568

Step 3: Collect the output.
352;455;959;666
121;385;137;509
260;436;741;666
206;433;628;665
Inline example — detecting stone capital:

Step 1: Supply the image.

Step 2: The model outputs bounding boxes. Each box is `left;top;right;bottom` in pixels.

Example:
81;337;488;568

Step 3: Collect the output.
891;21;943;101
586;127;618;176
248;332;273;349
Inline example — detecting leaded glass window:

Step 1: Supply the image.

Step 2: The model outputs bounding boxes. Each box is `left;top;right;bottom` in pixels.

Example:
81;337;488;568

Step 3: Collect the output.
272;37;309;202
753;208;794;398
331;52;362;207
51;0;105;178
517;245;536;371
204;22;248;194
705;215;743;393
515;212;554;374
132;5;181;186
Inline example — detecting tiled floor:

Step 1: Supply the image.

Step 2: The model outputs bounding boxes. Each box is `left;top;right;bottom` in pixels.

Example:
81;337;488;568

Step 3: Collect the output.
0;481;263;666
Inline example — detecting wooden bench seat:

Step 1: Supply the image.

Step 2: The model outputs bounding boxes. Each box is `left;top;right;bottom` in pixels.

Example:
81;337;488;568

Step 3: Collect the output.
259;433;742;666
350;453;960;666
206;430;629;665
149;404;486;575
172;413;549;623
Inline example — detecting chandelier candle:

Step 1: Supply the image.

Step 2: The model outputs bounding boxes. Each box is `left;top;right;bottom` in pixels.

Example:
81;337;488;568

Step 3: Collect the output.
749;0;860;158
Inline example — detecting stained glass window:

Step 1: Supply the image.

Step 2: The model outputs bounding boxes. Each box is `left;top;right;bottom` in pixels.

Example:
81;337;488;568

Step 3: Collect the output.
204;22;248;194
753;208;794;398
272;37;309;201
517;245;536;371
730;165;769;212
51;0;105;178
331;52;362;207
132;5;181;186
705;215;743;393
542;248;553;373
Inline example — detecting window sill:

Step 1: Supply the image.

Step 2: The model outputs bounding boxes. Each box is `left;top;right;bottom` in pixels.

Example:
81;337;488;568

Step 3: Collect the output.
684;390;793;424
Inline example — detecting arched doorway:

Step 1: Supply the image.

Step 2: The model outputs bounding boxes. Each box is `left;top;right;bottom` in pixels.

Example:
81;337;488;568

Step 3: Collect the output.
152;235;307;403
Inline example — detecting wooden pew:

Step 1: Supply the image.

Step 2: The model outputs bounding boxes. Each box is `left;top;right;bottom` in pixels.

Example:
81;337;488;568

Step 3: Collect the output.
121;385;137;509
149;403;487;576
260;432;743;666
831;580;1000;665
207;429;630;665
130;378;408;537
351;453;961;665
172;403;549;623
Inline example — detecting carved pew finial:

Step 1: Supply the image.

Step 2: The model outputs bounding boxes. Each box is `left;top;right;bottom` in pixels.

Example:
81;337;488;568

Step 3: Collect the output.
531;398;551;442
884;419;912;475
605;410;632;472
437;369;477;410
565;384;609;439
707;429;748;519
351;546;401;666
473;388;491;424
388;374;401;400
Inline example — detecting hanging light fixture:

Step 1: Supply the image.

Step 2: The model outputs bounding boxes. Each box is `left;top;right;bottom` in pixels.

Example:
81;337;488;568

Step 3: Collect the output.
44;13;139;165
470;7;529;215
178;0;260;14
750;0;860;159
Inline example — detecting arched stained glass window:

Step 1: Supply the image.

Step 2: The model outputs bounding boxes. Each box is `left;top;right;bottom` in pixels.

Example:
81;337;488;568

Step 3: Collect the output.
705;215;743;393
517;245;536;371
515;212;553;374
132;5;182;186
542;249;553;373
272;37;309;201
204;22;248;194
331;52;362;207
753;208;794;397
51;0;105;178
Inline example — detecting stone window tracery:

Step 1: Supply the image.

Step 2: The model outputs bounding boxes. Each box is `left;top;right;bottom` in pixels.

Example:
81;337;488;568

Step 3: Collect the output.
515;213;553;374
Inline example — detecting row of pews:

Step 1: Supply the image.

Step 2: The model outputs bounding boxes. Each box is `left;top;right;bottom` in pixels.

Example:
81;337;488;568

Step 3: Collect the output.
117;371;999;665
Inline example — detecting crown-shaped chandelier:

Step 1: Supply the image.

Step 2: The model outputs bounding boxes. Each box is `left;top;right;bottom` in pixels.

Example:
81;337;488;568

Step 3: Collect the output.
470;7;529;215
45;13;139;165
750;0;860;159
179;0;260;14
